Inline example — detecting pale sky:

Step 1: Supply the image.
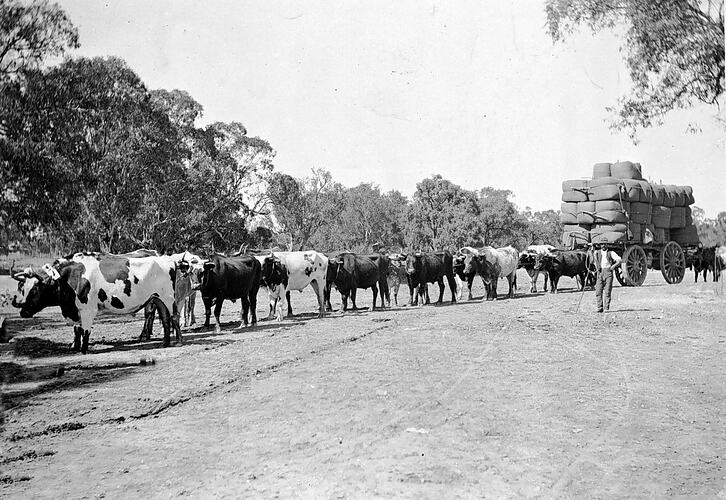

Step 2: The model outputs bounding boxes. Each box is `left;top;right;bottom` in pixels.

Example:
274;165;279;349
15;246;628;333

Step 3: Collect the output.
59;0;725;217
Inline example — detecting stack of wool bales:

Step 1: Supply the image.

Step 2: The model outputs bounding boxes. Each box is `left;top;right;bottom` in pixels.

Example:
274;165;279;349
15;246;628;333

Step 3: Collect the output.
559;161;699;247
651;184;698;245
560;179;592;247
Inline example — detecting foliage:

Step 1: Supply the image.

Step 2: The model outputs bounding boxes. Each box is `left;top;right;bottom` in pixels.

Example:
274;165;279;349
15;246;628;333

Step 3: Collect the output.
405;175;480;251
267;168;345;251
520;208;563;247
545;0;725;139
692;206;726;245
0;0;79;82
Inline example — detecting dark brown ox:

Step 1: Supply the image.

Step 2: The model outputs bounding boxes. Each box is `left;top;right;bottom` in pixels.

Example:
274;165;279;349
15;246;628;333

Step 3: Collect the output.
193;254;262;332
327;252;389;311
404;251;457;306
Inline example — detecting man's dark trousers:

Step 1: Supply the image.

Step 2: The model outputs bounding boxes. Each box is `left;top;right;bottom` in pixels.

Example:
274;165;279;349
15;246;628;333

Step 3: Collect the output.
595;269;614;312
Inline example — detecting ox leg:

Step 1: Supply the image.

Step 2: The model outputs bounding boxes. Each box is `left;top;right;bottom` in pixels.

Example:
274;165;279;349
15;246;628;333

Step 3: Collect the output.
393;284;399;306
203;296;213;328
446;275;456;303
528;269;537;293
508;275;515;298
408;282;417;306
550;273;559;294
341;292;349;312
286;290;293;317
371;283;378;311
79;311;95;354
72;325;83;352
213;297;224;333
184;292;196;327
467;276;474;301
172;301;183;343
418;284;426;306
324;283;334;312
436;278;444;304
151;298;173;347
240;296;250;328
543;273;548;292
250;286;258;326
350;288;359;310
140;302;155;341
310;279;326;318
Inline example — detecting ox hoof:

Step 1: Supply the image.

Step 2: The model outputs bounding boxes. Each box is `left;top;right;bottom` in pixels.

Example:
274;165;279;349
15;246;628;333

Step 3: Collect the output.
214;328;222;334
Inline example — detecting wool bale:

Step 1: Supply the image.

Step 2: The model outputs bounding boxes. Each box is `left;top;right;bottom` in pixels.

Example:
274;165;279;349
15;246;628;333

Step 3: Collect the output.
595;200;628;212
622;179;644;202
628;222;643;242
589;176;621;187
561;225;590;248
589;184;623;201
592;223;628;234
651;185;666;206
576;201;596;224
594;210;627;224
637;180;654;203
560;212;577;224
577;212;596;224
685;206;693;226
592;162;612;178
562;190;588;203
670;206;687;229
672;186;687;207
662;186;677;208
611;161;643;180
671;225;699;246
561;202;578;215
682;186;695;206
562;179;590;191
652;206;671;228
591;231;627;244
629;202;652;225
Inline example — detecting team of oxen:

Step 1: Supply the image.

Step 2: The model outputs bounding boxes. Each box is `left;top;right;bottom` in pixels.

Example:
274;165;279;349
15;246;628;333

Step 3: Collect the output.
9;243;724;354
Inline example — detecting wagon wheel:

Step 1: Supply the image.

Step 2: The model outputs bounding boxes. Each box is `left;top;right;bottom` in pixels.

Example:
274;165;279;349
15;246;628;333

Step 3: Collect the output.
660;241;685;284
619;245;648;286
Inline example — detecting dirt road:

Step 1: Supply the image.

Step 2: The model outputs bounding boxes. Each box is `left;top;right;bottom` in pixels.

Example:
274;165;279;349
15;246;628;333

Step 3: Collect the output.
2;272;725;498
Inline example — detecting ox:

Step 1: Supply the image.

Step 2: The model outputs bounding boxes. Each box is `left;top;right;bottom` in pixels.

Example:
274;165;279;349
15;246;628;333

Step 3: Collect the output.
12;254;179;353
693;246;717;282
141;251;203;340
260;251;329;321
460;246;518;300
536;250;590;293
518;244;556;293
384;255;408;307
327;252;389;311
404;251;457;306
191;254;261;333
453;253;478;301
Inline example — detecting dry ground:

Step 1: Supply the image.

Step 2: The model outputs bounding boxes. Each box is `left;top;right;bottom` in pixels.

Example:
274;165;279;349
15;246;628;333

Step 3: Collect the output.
1;270;725;498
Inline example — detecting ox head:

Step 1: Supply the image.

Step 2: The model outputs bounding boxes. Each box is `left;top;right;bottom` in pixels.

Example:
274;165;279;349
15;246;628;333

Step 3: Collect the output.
534;253;556;272
327;254;348;284
261;254;285;287
12;264;61;318
175;252;204;288
518;251;542;270
459;247;483;275
405;252;423;276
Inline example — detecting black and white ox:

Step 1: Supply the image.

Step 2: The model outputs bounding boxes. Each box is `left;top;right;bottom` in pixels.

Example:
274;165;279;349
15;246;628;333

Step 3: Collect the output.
12;253;182;353
260;251;329;320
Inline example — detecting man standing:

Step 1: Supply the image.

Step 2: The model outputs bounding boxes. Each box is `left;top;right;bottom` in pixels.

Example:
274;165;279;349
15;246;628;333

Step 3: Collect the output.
594;244;622;313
